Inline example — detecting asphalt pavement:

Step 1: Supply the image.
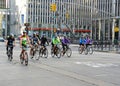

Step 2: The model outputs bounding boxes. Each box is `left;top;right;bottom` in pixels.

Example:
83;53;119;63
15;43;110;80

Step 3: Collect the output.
0;42;120;86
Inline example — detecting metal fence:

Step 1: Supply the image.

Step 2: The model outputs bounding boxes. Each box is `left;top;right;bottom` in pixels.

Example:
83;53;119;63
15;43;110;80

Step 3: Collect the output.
93;41;120;53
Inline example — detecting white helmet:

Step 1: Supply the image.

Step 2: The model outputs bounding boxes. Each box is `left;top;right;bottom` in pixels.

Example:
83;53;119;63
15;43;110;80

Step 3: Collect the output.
23;30;27;33
10;33;14;37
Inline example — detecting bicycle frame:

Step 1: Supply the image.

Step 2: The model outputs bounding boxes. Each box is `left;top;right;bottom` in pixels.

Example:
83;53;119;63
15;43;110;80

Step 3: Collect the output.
78;45;88;55
20;46;28;66
51;44;61;58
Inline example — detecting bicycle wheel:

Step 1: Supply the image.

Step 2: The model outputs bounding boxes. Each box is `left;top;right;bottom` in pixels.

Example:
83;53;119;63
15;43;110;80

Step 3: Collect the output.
43;48;48;58
66;48;72;57
9;51;12;61
56;48;61;58
20;54;24;64
88;47;93;55
8;49;12;61
78;47;83;54
30;50;34;59
84;48;88;55
24;52;28;66
34;50;40;60
39;48;43;57
51;48;55;58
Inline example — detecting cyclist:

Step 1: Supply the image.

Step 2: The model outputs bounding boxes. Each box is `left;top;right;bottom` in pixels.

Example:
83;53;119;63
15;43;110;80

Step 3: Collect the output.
79;36;86;52
39;34;49;55
20;30;31;59
85;35;91;48
30;32;40;58
51;35;61;54
36;32;41;40
40;34;49;47
5;33;15;59
61;35;70;55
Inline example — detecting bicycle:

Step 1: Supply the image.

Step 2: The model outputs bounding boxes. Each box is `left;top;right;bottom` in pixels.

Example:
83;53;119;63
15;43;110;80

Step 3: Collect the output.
78;45;88;55
20;46;29;66
86;45;93;55
51;45;61;58
30;43;39;59
7;45;13;61
61;44;72;57
36;45;48;60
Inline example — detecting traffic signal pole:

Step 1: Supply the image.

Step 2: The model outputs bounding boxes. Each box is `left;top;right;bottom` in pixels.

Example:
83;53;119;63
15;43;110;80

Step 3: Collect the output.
50;3;57;37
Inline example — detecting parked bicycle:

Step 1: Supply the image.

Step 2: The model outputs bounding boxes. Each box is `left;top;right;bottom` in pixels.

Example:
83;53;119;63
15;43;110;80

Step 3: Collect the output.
61;44;72;57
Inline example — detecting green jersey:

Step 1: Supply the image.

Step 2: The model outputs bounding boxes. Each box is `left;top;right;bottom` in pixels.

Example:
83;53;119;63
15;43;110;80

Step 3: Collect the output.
21;36;27;46
52;38;60;45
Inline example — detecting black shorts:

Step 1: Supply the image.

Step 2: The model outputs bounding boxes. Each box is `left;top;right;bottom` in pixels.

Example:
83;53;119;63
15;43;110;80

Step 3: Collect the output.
79;43;84;46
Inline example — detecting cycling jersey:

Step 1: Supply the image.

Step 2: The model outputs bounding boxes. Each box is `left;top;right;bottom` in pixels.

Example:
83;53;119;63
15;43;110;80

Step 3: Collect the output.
52;38;60;45
7;37;15;46
20;35;28;46
85;38;91;44
79;38;85;44
61;38;70;45
32;37;39;45
22;37;27;46
40;37;48;46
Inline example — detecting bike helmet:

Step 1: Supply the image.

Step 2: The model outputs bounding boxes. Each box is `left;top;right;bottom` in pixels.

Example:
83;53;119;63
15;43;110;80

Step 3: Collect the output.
23;30;27;33
10;33;14;37
42;34;46;37
33;32;36;35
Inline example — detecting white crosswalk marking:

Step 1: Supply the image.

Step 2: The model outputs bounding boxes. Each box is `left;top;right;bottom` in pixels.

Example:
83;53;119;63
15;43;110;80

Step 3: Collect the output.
75;61;119;68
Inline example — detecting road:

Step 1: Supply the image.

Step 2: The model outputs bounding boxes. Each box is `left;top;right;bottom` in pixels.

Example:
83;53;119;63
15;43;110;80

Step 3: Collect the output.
0;42;120;86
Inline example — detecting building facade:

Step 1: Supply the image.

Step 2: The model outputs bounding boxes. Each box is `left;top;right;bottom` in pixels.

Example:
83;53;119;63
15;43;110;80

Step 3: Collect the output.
2;0;119;42
0;0;10;37
0;0;6;36
25;0;120;42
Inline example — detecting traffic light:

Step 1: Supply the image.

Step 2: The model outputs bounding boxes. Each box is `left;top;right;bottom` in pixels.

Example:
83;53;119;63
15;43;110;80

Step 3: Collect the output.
65;12;70;19
50;4;53;11
53;28;57;33
50;4;57;12
53;4;57;12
